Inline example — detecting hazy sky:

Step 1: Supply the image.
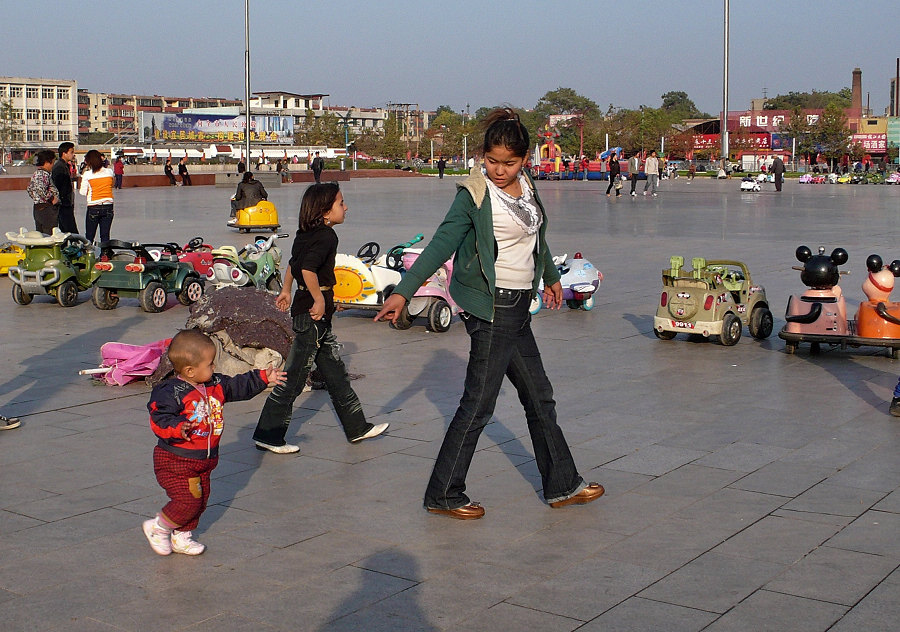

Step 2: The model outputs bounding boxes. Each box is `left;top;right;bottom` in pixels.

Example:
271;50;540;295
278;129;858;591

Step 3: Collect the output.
5;1;897;115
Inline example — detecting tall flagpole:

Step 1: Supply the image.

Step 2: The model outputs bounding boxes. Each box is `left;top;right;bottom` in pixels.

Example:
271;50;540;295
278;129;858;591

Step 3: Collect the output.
244;0;251;168
721;0;729;169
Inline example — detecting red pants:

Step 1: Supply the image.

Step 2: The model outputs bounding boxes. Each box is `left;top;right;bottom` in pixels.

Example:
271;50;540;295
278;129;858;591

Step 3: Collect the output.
153;446;217;531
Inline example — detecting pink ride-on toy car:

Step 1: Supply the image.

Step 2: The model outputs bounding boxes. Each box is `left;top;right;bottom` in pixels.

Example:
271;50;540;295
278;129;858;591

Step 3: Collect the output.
390;248;460;332
530;252;602;313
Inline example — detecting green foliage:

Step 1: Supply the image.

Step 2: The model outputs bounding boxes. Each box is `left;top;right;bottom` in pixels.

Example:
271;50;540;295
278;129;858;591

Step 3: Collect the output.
660;91;709;118
816;102;851;161
295;111;345;148
764;89;851;111
380;113;407;160
78;131;115;144
0;98;21;162
535;87;600;118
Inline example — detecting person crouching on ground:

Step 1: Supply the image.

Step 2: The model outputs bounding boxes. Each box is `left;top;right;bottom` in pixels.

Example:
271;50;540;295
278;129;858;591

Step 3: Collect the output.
251;182;389;453
375;107;604;520
143;330;286;556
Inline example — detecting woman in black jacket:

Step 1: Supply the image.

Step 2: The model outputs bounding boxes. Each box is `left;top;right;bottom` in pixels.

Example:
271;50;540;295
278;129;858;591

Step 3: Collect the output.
229;171;268;221
606;151;621;197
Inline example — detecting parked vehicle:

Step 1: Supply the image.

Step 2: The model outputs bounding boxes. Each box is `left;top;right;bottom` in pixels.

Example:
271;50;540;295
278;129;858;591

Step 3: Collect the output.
653;256;773;346
206;233;288;292
530;253;603;313
6;228;101;307
0;241;24;275
91;240;204;312
229;199;281;233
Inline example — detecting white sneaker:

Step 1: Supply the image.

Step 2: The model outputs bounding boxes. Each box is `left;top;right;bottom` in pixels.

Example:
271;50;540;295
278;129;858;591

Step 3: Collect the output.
652;193;658;197
255;441;300;454
171;530;206;555
0;415;20;430
143;518;172;556
630;191;636;197
350;422;389;443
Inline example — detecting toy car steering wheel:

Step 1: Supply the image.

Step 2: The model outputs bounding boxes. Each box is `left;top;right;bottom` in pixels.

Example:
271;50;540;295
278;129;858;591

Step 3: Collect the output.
385;246;405;271
357;241;380;264
187;237;204;251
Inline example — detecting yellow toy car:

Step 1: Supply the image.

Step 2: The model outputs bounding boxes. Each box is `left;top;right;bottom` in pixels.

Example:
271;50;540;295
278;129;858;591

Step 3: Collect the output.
0;242;25;275
230;200;281;234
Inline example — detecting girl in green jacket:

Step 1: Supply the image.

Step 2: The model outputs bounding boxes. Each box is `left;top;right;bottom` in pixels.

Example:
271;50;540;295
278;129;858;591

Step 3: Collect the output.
376;108;604;519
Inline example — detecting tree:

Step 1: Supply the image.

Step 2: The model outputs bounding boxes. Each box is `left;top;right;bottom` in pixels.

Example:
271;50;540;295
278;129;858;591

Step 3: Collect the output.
660;91;708;118
764;89;851;111
0;98;19;165
815;102;851;169
534;88;599;118
380;113;407;160
780;106;816;162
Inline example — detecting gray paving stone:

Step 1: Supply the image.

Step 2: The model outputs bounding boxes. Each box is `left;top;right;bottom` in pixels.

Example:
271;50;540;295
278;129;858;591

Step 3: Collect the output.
703;590;847;632
456;602;583;632
728;460;835;497
781;481;886;517
578;597;718;632
764;545;899;606
0;181;898;629
638;551;785;614
824;509;900;558
828;568;900;632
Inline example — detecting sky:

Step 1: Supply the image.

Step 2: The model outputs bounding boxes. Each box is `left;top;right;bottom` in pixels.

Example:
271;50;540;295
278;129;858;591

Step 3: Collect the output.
4;1;898;116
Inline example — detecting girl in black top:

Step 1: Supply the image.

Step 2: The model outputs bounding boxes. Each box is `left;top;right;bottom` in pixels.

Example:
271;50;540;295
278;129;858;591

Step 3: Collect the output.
606;151;621;197
252;183;388;453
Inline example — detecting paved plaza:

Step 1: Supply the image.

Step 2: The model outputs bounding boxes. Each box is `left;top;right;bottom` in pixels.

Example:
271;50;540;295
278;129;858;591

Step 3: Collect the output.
0;175;898;631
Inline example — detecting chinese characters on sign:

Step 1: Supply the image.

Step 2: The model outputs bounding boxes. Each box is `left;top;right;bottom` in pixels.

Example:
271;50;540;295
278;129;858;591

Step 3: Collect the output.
850;134;887;152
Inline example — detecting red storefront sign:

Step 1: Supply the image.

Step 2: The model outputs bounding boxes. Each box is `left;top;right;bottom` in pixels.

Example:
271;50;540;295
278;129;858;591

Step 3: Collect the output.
693;133;771;150
850;133;887;152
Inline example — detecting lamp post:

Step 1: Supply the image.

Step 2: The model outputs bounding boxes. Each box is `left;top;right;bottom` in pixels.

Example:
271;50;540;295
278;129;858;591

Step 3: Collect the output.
244;0;251;171
721;0;730;170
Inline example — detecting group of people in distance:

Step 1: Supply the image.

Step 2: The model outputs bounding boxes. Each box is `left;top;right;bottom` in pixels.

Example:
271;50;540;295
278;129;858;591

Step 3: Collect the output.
25;143;117;242
142;108;605;556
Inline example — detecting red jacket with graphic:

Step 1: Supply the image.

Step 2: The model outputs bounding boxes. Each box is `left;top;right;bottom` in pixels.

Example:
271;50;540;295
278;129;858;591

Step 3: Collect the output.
148;370;269;459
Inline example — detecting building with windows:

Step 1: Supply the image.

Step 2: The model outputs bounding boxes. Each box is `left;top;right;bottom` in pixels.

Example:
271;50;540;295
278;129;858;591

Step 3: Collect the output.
0;76;77;150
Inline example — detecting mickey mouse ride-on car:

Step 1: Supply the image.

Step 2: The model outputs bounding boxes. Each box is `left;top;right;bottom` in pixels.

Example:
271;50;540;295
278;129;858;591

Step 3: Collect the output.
91;240;204;312
653;256;773;346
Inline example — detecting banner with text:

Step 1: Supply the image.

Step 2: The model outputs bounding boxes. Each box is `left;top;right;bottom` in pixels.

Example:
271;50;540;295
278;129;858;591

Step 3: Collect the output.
139;112;294;143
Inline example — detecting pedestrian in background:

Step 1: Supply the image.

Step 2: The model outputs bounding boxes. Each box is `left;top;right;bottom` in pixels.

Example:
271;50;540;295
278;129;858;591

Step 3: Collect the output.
605;151;621;197
26;150;60;234
178;157;192;186
113;156;125;189
772;155;785;192
628;151;640;197
643;150;660;197
79;149;115;244
52;142;78;233
164;158;177;186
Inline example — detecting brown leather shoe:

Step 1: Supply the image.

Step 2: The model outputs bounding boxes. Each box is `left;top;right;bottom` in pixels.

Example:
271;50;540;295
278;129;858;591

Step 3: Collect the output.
549;482;605;508
426;502;485;520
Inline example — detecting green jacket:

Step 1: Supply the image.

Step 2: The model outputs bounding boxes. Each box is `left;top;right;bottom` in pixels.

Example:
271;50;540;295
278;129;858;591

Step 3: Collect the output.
393;169;560;322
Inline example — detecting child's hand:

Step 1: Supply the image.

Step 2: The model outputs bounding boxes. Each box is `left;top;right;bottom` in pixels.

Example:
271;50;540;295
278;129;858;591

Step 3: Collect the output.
275;289;291;312
265;367;287;386
179;420;198;440
309;297;325;320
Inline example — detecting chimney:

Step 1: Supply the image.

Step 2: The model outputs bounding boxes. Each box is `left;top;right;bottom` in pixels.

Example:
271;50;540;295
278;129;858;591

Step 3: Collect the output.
851;67;862;114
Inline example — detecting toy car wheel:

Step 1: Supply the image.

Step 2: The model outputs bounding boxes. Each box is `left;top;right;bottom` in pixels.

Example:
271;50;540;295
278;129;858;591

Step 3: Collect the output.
140;281;167;313
654;328;677;340
178;277;204;305
56;279;79;308
719;313;742;346
427;299;453;333
91;285;118;310
529;293;542;315
390;304;414;330
266;275;282;293
582;295;595;311
749;306;774;339
12;284;32;306
566;299;581;309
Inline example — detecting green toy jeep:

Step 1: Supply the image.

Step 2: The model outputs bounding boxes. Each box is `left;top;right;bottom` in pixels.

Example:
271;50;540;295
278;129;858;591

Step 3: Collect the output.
653;256;773;346
6;227;101;307
91;240;204;312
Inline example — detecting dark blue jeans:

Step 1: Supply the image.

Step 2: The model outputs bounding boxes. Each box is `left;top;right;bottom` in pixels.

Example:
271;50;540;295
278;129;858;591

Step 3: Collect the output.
424;288;585;510
252;313;370;445
84;203;114;244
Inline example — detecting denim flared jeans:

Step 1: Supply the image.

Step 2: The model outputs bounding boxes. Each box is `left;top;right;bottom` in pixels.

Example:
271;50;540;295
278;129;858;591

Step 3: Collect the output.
252;313;371;445
424;288;585;510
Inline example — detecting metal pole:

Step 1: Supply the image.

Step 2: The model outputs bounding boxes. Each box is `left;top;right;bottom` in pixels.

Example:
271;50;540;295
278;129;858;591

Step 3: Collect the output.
244;0;251;169
721;0;729;169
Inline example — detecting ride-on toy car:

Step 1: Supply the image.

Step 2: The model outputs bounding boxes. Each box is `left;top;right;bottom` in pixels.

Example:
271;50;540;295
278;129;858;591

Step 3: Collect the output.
146;237;215;277
91;240;204;312
333;235;423;311
653;256;773;346
6;227;101;307
530;252;603;313
0;241;24;275
229;200;281;233
206;233;288;292
779;246;900;357
390;247;460;332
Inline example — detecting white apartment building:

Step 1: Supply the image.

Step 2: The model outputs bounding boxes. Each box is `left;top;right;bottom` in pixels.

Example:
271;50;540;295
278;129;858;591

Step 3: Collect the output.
250;91;388;135
0;76;78;149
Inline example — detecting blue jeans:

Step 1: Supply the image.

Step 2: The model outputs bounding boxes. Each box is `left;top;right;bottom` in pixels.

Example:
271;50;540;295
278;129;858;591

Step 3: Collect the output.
85;203;114;244
424;288;585;510
252;313;370;445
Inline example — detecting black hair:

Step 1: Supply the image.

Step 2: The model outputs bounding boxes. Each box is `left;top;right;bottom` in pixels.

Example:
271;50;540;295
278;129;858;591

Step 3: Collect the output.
298;182;340;232
481;107;530;158
242;171;254;183
58;142;74;156
34;150;56;167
